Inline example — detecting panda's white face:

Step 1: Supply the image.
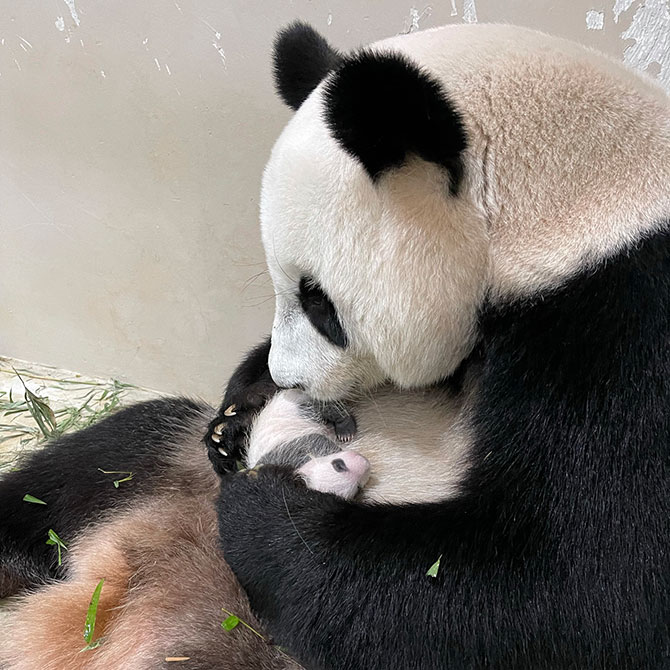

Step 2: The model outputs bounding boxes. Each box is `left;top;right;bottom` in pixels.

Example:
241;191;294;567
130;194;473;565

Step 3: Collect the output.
261;92;489;400
261;23;670;401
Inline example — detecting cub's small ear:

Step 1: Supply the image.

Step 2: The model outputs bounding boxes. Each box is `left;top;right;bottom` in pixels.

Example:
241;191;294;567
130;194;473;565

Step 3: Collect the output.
273;22;342;110
324;51;467;193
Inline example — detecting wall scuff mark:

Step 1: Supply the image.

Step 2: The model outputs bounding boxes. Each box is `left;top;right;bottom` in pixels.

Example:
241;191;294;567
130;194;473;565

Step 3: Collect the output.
613;0;635;22
463;0;478;23
586;10;605;29
63;0;81;27
404;6;432;33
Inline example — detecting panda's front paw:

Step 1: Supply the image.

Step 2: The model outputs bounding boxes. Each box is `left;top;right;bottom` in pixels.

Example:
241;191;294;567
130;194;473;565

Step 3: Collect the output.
333;414;357;442
205;379;280;475
205;414;242;475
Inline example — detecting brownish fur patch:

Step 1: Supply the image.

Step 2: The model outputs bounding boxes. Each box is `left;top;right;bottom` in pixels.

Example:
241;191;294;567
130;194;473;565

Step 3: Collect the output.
0;426;301;670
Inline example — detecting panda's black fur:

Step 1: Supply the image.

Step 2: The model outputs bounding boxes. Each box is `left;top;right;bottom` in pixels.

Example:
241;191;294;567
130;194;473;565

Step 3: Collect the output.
205;337;277;475
209;22;670;670
273;22;342;111
297;276;349;348
324;50;467;190
216;226;670;670
0;397;207;597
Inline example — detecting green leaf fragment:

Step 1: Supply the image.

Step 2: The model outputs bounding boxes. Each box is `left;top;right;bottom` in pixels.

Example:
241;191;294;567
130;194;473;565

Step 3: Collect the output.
426;555;442;578
221;615;240;631
83;579;105;645
97;468;134;488
46;528;68;566
23;493;47;505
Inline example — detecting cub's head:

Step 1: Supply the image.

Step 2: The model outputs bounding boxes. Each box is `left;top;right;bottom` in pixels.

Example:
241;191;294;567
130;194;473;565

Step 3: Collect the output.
261;22;670;400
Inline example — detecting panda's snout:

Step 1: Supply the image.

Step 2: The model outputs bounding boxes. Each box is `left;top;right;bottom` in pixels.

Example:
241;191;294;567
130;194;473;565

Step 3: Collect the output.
330;451;370;480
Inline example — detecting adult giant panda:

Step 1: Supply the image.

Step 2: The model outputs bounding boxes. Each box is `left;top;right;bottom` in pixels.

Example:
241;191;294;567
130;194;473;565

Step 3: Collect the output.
207;20;670;670
0;20;668;670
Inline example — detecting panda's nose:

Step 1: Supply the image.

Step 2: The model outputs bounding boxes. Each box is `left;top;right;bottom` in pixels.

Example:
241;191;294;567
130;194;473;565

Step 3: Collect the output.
330;451;370;479
331;458;347;472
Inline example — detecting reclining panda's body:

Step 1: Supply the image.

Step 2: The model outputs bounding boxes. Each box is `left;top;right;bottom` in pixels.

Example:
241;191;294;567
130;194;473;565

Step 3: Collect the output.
0;387;468;669
0;21;668;670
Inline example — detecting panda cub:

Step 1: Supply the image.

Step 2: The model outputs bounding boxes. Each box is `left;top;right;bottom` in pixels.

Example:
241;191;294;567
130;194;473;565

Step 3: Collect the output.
243;390;369;500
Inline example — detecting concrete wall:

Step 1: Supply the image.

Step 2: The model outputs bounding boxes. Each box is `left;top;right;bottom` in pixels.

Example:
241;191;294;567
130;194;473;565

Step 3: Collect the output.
1;1;668;401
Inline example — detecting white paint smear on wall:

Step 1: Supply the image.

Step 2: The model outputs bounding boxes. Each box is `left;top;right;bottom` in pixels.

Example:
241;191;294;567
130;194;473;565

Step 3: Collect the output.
619;0;670;88
63;0;81;27
463;0;478;23
613;0;635;22
586;10;605;29
405;6;432;33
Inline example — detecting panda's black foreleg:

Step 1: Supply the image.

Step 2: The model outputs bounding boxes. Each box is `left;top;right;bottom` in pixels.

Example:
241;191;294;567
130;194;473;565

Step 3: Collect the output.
205;337;280;473
217;466;463;670
0;397;209;597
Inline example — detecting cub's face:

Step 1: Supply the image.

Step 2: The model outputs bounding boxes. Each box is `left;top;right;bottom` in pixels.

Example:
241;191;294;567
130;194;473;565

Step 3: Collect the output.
261;92;488;401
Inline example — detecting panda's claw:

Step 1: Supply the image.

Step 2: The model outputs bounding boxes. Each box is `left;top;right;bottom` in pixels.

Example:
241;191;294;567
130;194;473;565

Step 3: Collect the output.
206;375;280;477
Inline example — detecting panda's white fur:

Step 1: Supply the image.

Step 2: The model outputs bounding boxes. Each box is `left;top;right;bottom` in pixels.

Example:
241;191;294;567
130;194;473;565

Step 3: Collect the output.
263;24;670;398
248;387;472;504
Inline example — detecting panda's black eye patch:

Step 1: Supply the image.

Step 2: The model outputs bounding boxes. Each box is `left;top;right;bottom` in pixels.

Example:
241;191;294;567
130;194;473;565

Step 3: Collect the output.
298;276;348;348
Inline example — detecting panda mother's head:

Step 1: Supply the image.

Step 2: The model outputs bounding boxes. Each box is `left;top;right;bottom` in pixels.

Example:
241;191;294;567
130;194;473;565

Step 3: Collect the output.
261;23;670;400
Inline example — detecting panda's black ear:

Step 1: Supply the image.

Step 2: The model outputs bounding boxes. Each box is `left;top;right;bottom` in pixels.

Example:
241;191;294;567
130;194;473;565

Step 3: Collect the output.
324;51;467;193
273;22;342;110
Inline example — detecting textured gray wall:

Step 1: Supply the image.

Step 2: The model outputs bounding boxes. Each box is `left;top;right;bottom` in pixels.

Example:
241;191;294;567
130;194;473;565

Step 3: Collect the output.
1;1;668;400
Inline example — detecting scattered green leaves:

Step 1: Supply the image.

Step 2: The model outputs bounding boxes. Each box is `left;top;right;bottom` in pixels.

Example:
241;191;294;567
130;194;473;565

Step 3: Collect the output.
80;579;105;651
45;528;67;566
221;614;240;631
97;469;134;488
14;368;58;439
426;555;442;578
23;493;47;505
220;608;295;661
80;640;104;652
0;367;145;475
221;608;265;640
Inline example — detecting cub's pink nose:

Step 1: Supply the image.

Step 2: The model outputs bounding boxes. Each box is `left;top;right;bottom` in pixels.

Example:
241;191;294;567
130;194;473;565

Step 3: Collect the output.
330;450;370;482
297;449;371;499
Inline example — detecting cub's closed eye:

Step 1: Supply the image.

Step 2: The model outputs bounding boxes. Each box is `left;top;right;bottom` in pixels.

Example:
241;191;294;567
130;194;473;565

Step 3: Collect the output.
298;276;348;348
